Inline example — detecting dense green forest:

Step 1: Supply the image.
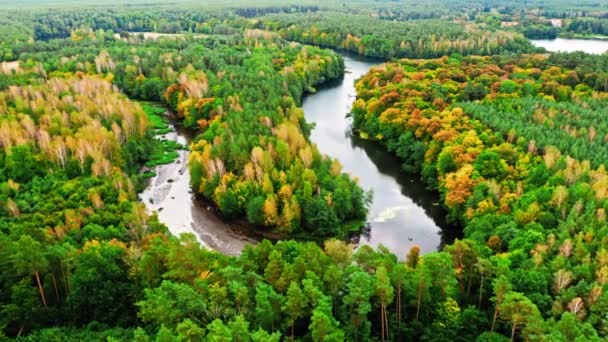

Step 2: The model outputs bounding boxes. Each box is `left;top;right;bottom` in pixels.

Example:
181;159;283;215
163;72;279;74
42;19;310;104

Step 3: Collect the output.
2;0;607;60
1;0;607;341
2;32;370;238
257;13;535;59
352;54;608;341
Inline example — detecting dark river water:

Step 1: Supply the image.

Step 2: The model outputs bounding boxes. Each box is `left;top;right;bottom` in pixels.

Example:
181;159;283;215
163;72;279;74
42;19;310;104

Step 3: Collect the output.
141;53;456;257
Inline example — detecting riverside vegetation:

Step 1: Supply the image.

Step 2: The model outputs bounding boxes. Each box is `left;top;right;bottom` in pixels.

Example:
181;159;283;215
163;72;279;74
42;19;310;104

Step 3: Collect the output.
0;1;607;341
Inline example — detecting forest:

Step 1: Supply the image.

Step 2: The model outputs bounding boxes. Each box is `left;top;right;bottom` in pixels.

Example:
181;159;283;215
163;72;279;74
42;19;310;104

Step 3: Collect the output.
0;0;607;341
1;31;370;238
352;53;608;341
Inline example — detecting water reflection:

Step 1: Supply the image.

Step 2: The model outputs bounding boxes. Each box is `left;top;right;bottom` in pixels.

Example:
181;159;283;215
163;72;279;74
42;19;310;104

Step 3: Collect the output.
530;38;608;54
142;52;460;258
303;54;459;256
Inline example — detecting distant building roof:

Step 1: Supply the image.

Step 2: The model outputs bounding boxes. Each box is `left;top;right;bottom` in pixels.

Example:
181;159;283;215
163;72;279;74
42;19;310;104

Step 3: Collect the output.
550;19;563;27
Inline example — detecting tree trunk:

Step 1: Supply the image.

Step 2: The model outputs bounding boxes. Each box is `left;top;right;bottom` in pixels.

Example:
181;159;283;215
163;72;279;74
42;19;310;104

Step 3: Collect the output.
478;273;484;309
380;300;385;342
416;279;423;320
51;272;60;302
510;321;518;342
291;324;294;342
60;263;69;294
35;271;47;307
384;303;389;341
64;265;71;294
395;293;399;328
490;307;499;332
397;285;402;329
466;267;473;297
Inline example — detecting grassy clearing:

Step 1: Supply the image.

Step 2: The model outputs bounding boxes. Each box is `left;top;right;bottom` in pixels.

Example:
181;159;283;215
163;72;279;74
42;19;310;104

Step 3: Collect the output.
140;102;184;168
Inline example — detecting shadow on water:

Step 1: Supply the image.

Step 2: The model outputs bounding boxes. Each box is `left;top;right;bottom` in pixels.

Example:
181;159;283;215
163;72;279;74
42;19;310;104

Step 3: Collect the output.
143;51;461;258
303;53;461;257
349;133;461;249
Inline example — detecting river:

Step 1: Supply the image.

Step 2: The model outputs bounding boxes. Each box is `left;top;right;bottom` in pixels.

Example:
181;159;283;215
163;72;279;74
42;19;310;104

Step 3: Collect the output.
139;120;258;256
530;37;608;54
303;54;455;255
141;53;455;257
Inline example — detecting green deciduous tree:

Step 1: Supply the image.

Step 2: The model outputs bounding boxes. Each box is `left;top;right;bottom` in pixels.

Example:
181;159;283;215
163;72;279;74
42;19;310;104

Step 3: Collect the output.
255;283;284;332
283;281;308;341
343;270;375;341
10;235;49;308
310;296;344;342
499;292;541;342
137;281;207;329
375;266;394;341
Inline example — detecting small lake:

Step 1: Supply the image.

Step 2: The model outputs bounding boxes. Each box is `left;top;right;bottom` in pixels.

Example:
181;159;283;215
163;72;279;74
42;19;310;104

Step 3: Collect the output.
303;54;457;255
530;37;608;54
